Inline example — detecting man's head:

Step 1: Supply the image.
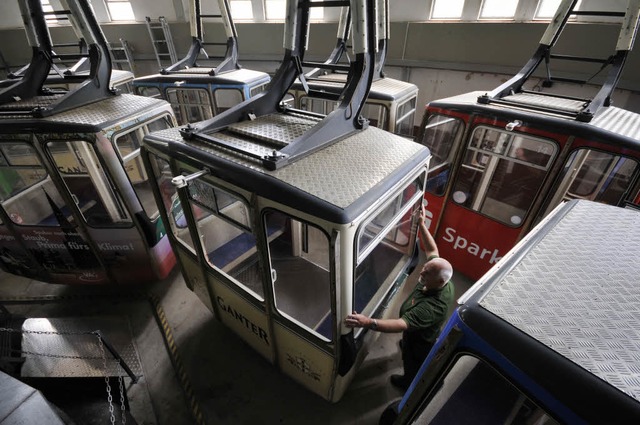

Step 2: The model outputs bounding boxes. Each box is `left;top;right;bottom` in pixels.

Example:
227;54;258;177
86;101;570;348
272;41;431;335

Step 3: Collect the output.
419;258;453;291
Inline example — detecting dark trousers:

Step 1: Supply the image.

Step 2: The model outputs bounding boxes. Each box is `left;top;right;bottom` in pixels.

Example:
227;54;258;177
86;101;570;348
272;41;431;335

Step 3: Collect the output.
401;331;434;384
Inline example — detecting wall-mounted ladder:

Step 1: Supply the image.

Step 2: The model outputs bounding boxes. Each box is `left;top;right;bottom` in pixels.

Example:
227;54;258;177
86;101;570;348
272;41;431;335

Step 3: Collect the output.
109;38;135;74
145;16;178;69
478;0;640;122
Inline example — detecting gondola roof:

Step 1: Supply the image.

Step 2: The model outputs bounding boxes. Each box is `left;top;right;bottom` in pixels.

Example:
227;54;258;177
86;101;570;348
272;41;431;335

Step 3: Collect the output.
0;94;170;133
145;114;429;224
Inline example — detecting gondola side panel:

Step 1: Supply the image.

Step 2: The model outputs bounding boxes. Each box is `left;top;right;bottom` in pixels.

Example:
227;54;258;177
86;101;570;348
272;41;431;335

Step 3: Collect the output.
0;223;45;280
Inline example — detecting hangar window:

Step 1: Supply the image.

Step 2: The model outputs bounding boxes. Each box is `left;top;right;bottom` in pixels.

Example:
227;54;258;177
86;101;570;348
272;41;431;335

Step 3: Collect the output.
479;0;519;19
230;1;254;20
265;0;323;21
431;0;465;19
106;1;135;21
535;0;563;18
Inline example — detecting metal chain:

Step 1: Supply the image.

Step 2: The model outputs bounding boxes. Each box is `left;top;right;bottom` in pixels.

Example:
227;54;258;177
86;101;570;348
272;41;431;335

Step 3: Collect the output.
97;333;117;425
0;326;96;336
3;327;104;360
118;361;127;425
2;327;127;424
12;348;103;360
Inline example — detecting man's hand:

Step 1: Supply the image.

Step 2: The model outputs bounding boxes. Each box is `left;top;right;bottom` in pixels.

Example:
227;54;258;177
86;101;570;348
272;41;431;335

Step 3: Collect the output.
344;311;371;328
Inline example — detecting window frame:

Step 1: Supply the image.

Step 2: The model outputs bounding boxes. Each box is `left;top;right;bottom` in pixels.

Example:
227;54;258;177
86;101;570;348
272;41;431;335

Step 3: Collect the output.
112;113;174;221
451;124;558;227
410;352;562;424
263;207;334;343
0;141;48;201
352;171;426;328
44;137;133;228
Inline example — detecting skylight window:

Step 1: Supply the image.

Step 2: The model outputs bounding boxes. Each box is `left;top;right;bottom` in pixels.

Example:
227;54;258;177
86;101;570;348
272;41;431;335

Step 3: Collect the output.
264;0;323;21
479;0;519;19
431;0;465;20
107;0;136;22
230;1;253;20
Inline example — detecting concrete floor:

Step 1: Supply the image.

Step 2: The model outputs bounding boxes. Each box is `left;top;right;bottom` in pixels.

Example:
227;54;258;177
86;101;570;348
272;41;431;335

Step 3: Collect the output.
0;256;473;425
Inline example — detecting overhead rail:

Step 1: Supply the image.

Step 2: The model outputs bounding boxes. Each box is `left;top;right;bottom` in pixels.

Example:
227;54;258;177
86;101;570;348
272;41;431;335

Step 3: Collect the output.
180;0;384;170
0;0;116;117
162;0;240;75
478;0;640;122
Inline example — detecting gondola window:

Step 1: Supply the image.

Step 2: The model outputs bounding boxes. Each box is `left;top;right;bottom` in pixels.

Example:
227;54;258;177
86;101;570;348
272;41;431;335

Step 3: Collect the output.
360;103;389;130
149;156;194;250
300;96;340;115
137;86;162;99
0;141;57;226
46;140;131;226
355;174;424;317
564;150;638;204
213;89;243;114
413;355;560;424
540;149;640;217
115;116;173;221
421;115;463;196
395;97;417;137
452;126;557;226
166;88;214;124
188;180;264;300
265;210;332;341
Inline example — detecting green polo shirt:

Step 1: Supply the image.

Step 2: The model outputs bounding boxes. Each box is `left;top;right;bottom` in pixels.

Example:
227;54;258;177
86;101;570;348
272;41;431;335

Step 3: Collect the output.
399;256;455;345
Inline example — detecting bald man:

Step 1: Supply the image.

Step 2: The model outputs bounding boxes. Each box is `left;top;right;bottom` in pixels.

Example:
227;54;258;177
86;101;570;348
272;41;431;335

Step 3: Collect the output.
344;207;454;391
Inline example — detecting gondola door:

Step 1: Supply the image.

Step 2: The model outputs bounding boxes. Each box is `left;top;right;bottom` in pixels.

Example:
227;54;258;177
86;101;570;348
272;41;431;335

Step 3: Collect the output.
261;207;337;400
146;154;211;311
425;117;562;280
419;111;468;234
176;172;273;361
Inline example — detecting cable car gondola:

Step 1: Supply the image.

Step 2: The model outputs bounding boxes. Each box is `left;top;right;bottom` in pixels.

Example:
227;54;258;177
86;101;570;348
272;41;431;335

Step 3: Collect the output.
132;0;271;125
0;0;178;285
141;0;430;401
286;6;418;137
417;0;640;280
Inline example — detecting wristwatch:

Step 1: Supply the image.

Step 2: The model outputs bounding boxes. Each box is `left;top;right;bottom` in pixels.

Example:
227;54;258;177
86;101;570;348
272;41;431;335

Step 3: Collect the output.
370;319;378;330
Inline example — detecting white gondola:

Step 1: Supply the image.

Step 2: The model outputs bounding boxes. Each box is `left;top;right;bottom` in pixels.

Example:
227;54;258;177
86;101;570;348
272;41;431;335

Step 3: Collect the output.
141;0;430;401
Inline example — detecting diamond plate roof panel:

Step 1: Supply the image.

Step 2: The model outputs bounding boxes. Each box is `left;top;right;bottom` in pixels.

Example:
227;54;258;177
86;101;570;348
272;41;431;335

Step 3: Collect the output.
433;91;640;142
227;113;321;147
480;201;640;401
503;93;586;113
150;120;426;209
0;94;169;126
295;75;417;100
